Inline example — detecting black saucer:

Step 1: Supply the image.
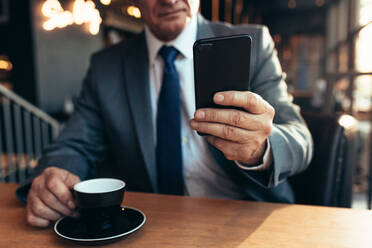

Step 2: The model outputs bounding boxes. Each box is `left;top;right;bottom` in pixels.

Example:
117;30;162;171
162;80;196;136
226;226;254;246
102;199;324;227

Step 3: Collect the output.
54;206;146;242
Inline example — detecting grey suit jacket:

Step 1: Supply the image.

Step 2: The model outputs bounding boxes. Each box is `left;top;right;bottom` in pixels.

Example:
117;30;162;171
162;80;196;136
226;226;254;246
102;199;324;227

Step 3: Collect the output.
17;16;313;203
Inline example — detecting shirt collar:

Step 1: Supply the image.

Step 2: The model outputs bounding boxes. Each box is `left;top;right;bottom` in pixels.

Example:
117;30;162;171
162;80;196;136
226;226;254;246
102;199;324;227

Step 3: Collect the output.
144;16;197;65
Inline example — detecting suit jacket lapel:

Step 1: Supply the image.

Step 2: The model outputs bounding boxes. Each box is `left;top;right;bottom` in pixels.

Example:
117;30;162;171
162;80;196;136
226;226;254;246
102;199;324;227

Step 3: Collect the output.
121;16;215;193
122;33;158;192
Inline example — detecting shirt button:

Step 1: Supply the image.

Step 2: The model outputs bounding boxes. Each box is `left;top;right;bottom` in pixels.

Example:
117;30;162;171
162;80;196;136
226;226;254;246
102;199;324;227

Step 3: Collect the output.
185;174;192;179
182;136;188;143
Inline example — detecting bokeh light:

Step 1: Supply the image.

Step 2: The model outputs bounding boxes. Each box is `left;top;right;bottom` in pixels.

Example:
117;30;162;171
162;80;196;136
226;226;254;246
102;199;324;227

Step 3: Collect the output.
127;6;142;19
41;0;102;35
100;0;111;6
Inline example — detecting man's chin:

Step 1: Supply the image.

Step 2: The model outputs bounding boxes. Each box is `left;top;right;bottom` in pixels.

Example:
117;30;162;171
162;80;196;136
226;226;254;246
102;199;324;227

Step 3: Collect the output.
157;21;187;41
159;9;188;20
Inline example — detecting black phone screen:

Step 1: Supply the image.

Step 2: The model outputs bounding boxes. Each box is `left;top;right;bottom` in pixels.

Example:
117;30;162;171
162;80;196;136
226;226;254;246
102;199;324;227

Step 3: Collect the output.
193;35;252;111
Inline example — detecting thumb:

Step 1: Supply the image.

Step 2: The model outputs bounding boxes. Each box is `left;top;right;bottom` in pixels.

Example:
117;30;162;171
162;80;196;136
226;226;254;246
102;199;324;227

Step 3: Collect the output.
64;172;81;189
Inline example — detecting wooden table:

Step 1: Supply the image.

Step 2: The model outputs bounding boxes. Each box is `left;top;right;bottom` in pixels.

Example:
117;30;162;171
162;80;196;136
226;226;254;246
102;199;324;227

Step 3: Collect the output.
1;183;372;248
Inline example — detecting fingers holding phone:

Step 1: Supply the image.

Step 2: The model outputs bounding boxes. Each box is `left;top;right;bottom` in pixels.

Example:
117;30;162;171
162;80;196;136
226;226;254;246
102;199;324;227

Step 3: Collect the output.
190;91;274;165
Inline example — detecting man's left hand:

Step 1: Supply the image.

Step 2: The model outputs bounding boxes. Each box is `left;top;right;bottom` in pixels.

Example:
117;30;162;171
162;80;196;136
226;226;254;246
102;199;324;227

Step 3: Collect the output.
190;91;275;166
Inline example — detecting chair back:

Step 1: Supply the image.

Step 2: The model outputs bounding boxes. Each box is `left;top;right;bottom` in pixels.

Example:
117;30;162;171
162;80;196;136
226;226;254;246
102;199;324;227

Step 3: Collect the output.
289;112;358;207
0;84;60;182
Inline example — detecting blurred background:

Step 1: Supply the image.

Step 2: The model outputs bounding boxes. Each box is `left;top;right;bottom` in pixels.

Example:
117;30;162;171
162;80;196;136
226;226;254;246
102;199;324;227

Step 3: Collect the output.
0;0;371;209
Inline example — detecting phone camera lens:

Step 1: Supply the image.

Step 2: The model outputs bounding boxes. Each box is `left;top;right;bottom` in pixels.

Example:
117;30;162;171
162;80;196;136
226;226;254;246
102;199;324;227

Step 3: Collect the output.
198;43;213;53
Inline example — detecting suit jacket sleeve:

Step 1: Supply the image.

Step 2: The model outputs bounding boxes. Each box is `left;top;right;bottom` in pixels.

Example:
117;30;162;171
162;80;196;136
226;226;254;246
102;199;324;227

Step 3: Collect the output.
16;55;108;202
246;26;313;187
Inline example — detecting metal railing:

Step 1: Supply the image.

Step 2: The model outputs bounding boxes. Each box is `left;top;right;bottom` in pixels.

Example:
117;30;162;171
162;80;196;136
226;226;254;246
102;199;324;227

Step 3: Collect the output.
0;84;60;182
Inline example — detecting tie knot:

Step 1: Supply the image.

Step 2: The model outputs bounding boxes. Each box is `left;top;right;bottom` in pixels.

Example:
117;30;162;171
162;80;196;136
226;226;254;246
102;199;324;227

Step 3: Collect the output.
159;46;179;66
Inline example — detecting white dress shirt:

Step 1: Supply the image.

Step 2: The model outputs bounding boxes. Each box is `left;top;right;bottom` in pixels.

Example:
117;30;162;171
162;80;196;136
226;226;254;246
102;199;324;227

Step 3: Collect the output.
144;16;271;199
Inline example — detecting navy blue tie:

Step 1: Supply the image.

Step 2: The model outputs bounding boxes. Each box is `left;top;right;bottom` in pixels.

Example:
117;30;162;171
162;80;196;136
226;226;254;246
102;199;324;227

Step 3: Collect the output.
156;46;183;195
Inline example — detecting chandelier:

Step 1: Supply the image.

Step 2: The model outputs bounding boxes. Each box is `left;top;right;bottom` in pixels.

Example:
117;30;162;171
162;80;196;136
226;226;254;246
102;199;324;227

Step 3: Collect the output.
41;0;104;35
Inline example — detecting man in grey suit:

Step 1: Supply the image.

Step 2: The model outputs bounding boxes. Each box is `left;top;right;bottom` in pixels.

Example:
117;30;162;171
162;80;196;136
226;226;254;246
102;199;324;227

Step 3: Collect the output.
20;0;313;227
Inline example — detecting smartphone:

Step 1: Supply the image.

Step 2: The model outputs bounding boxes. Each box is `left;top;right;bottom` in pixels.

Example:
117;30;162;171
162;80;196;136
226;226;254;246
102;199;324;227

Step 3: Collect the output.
193;34;252;135
193;35;252;110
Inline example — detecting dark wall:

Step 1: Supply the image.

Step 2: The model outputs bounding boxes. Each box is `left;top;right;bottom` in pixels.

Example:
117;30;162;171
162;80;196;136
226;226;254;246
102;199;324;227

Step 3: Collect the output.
200;0;212;20
31;0;103;113
261;8;327;36
1;0;104;113
0;0;37;104
200;0;327;36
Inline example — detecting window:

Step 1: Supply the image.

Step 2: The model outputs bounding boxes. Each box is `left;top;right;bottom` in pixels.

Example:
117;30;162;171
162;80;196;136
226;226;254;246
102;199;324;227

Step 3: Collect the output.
324;0;372;113
358;0;372;27
355;24;372;73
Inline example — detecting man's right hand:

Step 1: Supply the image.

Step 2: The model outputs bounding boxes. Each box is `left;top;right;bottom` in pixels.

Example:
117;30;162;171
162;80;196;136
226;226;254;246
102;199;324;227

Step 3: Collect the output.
26;167;80;227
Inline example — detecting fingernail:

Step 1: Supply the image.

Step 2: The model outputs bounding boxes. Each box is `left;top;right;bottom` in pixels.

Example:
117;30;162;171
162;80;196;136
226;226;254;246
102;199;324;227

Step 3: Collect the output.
190;120;198;128
215;94;224;102
71;211;80;218
67;201;75;209
196;110;205;119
